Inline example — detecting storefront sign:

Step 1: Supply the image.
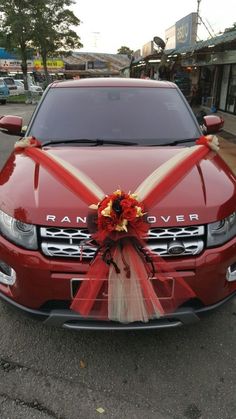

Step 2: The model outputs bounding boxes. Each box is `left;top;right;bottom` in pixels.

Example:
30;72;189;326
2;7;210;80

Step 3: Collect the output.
165;25;176;50
33;59;64;71
142;41;154;58
176;13;197;48
182;51;236;67
133;49;142;60
0;59;34;71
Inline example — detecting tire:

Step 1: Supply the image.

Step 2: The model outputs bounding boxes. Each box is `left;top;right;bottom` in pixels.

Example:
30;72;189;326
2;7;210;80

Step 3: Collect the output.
0;100;6;105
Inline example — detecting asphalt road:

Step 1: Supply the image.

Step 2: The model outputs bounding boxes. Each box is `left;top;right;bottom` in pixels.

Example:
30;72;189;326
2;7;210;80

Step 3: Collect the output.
0;103;236;419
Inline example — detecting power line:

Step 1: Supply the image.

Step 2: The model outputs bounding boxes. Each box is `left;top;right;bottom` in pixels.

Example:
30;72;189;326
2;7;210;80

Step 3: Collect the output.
197;0;215;39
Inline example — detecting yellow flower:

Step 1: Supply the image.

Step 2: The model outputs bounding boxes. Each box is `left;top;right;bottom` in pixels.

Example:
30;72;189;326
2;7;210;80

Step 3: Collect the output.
135;206;145;217
115;219;128;232
113;189;122;196
101;200;112;217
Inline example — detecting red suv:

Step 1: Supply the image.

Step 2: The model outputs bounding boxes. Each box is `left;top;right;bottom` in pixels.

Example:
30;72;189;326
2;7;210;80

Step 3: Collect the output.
0;78;234;330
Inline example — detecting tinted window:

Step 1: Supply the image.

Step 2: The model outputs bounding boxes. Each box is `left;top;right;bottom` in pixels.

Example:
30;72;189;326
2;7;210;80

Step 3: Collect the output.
28;86;200;144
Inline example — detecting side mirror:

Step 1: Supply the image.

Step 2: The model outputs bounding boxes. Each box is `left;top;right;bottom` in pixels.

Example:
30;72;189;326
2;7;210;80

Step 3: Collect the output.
0;115;23;135
203;115;224;134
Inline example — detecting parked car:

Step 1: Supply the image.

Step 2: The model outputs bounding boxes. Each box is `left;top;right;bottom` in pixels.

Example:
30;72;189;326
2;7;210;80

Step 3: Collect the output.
0;78;9;104
0;78;234;331
28;83;43;94
2;76;17;95
14;80;25;95
14;79;43;95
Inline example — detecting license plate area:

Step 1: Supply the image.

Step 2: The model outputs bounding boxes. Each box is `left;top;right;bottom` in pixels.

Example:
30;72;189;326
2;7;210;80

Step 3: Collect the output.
70;276;175;300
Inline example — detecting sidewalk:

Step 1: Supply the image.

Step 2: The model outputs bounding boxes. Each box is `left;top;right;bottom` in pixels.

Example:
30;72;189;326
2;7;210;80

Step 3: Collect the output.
192;106;236;174
192;104;236;138
216;111;236;175
217;111;236;138
195;105;236;173
202;106;236;137
219;138;236;175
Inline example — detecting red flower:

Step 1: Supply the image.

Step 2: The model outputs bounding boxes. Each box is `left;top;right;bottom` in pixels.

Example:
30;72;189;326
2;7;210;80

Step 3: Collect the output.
122;207;137;221
92;189;146;236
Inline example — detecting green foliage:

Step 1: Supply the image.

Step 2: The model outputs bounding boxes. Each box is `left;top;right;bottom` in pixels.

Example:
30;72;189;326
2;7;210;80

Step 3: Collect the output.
224;23;236;33
117;46;133;57
0;0;34;54
0;0;82;85
31;0;83;57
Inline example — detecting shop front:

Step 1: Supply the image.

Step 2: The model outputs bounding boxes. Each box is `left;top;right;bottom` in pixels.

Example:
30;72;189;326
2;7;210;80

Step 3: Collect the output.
218;63;236;114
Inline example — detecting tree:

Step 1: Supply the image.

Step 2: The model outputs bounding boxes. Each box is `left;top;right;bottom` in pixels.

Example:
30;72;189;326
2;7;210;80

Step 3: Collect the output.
117;46;133;57
31;0;82;85
224;23;236;33
0;0;34;89
0;0;82;88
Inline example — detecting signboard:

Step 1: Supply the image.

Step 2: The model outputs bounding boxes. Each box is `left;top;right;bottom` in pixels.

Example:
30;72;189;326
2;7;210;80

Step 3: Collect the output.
34;59;64;71
176;13;197;49
165;25;176;50
0;59;34;71
133;49;142;60
142;41;154;58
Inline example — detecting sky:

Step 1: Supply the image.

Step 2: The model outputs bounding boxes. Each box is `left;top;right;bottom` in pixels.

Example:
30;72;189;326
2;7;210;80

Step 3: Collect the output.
72;0;236;53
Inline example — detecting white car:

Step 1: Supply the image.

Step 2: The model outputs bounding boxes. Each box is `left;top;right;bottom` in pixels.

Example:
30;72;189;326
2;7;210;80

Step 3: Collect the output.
15;79;43;95
29;84;43;94
14;80;25;95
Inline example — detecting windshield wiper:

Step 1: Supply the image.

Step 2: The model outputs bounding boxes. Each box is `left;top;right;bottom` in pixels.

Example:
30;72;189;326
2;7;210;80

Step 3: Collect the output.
160;138;197;146
42;139;138;147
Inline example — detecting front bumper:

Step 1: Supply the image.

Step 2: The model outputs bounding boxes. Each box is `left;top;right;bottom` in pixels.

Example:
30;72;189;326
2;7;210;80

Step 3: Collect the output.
1;233;236;329
1;289;236;330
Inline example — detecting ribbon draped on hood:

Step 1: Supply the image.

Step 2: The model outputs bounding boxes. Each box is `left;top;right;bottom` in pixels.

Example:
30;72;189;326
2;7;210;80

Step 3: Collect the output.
14;135;219;323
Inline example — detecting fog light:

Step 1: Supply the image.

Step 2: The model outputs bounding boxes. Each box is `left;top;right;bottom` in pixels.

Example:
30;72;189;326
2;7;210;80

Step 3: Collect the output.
226;263;236;282
0;261;16;285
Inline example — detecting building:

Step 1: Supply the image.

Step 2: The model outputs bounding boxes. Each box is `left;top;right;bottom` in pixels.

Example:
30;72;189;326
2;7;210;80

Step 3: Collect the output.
167;29;236;115
126;15;236;117
63;52;130;78
0;48;130;82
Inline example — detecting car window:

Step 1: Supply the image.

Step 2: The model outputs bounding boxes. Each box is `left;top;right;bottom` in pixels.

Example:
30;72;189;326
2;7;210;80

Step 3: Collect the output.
3;77;15;85
28;86;200;144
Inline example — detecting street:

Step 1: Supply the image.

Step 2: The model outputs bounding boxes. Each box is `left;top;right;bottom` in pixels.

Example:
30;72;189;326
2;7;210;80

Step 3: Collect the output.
0;103;236;419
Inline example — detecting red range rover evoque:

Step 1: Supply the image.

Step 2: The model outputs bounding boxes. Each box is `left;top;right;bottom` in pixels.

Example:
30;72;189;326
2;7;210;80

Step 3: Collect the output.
0;77;235;330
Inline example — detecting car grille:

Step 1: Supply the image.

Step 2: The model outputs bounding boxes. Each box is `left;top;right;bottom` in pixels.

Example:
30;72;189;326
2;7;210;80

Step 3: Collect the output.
39;225;205;259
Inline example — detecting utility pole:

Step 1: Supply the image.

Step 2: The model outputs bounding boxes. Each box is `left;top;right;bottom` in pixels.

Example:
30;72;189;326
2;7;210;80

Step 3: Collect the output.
196;0;214;39
196;0;201;40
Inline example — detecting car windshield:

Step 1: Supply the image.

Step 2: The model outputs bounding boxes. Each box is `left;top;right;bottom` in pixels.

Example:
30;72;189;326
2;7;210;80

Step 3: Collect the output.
28;86;200;145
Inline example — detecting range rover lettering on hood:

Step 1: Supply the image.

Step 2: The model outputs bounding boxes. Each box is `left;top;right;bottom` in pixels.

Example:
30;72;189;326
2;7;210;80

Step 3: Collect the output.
46;214;199;224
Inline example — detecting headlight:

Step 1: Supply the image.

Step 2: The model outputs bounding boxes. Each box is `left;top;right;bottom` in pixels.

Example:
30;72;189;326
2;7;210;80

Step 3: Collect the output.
207;211;236;247
0;210;37;250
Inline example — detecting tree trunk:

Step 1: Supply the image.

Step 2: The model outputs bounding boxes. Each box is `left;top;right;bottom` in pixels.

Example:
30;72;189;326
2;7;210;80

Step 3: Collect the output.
42;50;50;87
20;45;29;90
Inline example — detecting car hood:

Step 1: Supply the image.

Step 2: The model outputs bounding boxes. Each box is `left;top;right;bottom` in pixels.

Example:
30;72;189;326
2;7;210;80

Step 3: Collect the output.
1;146;235;227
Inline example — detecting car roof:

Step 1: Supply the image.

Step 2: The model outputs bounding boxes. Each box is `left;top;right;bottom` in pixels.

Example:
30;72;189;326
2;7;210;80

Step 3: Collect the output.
2;76;14;80
50;77;176;89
